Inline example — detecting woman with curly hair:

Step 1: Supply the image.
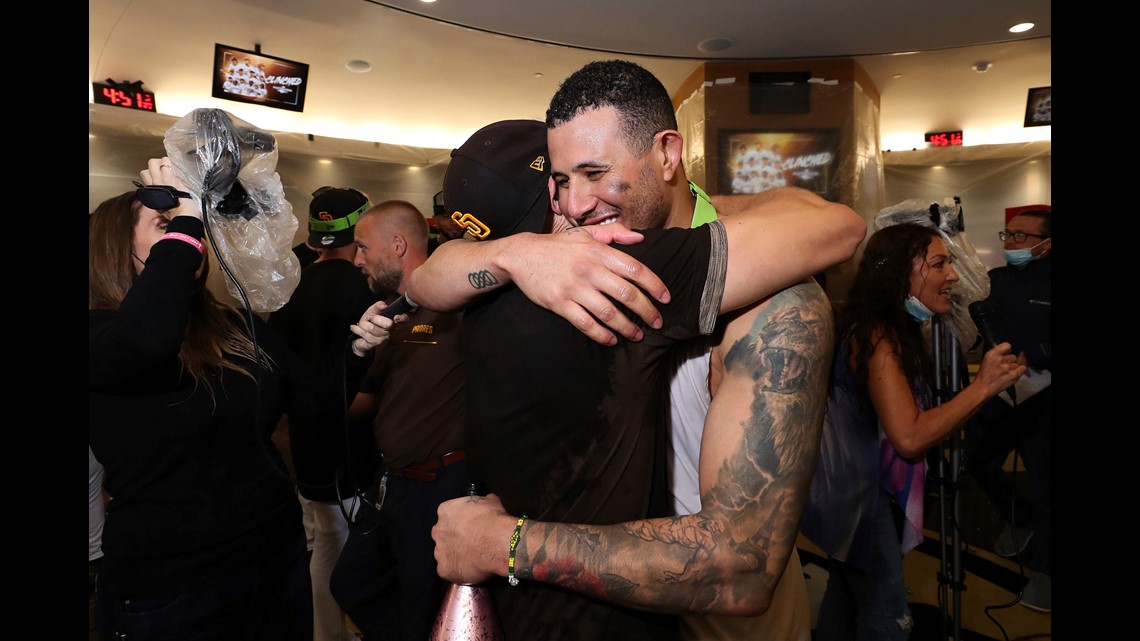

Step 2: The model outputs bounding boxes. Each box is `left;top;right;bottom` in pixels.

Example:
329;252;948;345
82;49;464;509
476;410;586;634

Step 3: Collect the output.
804;222;1025;641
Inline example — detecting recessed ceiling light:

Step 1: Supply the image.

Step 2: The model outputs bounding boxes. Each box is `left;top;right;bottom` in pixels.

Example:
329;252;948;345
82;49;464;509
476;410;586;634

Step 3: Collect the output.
893;74;903;79
345;59;372;73
1009;22;1034;33
533;72;544;78
697;38;734;53
420;0;437;3
972;61;993;73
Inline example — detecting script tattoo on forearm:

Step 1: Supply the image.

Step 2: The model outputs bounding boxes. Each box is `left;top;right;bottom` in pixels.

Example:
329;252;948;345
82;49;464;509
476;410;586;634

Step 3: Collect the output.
466;269;499;290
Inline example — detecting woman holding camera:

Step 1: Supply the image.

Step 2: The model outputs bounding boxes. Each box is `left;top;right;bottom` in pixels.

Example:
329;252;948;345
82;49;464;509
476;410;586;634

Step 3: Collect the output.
89;157;389;640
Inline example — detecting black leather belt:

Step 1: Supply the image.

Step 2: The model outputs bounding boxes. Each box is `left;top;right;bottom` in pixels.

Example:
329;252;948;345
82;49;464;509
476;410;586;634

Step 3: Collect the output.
386;450;466;482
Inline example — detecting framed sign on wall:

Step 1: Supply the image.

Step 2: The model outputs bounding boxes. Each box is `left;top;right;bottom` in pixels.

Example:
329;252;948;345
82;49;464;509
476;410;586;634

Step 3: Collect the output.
1024;87;1051;127
717;129;840;201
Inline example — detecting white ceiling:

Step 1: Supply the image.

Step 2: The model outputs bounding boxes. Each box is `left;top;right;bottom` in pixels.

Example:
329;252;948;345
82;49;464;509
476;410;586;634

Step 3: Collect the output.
89;0;1050;166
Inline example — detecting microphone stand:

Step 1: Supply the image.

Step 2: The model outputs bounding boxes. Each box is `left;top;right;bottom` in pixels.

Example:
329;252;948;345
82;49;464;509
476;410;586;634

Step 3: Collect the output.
930;315;968;641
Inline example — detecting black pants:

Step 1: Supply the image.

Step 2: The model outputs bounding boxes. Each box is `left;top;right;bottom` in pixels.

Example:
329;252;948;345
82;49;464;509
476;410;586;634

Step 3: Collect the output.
330;460;470;641
965;385;1051;575
95;533;312;641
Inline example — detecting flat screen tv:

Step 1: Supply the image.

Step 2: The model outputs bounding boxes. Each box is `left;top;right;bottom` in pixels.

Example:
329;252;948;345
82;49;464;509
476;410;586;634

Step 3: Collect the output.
717;129;840;201
212;44;309;112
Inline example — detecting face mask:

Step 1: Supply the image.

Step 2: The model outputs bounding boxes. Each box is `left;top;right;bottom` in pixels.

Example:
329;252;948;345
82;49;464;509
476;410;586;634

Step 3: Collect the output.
1002;238;1048;266
904;295;935;322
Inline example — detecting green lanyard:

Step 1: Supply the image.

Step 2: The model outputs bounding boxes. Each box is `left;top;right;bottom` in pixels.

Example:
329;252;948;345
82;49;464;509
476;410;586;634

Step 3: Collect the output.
689;181;718;228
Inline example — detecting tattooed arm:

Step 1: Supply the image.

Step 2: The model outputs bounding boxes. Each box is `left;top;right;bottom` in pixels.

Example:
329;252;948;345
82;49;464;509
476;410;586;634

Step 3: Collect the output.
406;226;670;345
432;280;834;615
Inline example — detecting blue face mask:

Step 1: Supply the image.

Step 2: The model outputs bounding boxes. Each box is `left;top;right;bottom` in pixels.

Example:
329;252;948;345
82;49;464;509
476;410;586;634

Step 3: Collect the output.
904;295;935;322
1002;238;1048;266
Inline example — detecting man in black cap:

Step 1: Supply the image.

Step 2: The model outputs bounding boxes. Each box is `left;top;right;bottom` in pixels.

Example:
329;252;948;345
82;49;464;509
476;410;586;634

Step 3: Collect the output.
270;186;376;641
409;116;862;640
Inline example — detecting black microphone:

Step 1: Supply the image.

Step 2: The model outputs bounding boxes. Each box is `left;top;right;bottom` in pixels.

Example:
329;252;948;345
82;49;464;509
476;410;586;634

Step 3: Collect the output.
378;294;418;319
968;300;1016;404
350;295;418;358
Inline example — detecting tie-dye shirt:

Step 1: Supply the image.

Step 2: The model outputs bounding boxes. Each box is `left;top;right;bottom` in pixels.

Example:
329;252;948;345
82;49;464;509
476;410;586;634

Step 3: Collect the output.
801;334;930;571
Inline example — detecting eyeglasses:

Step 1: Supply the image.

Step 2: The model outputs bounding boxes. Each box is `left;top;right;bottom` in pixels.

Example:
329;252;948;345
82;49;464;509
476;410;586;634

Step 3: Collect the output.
998;230;1049;243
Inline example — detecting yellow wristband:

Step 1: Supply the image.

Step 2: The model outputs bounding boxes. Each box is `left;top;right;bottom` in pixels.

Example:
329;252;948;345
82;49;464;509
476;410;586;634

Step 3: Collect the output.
507;515;527;587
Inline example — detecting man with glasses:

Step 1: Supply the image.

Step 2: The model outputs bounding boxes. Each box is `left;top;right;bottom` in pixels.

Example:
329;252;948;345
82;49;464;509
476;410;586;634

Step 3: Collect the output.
997;229;1050;244
967;208;1052;612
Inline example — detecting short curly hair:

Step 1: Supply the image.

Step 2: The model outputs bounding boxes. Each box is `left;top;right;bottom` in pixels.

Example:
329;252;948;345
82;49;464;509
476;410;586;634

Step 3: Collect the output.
546;59;677;157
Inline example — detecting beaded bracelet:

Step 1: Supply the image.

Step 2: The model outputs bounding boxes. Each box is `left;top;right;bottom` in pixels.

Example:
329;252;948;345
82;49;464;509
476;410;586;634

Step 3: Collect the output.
162;232;204;254
507;515;528;587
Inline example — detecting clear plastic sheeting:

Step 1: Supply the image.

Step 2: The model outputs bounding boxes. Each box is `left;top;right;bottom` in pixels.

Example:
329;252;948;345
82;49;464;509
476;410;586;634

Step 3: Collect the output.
163;108;299;313
874;198;989;347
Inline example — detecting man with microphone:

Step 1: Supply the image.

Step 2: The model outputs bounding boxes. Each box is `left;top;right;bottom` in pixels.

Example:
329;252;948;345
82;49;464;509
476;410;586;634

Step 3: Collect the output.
329;199;471;641
966;208;1052;612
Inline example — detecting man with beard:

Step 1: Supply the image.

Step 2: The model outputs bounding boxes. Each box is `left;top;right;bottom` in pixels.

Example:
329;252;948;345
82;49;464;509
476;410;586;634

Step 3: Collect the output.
328;199;470;641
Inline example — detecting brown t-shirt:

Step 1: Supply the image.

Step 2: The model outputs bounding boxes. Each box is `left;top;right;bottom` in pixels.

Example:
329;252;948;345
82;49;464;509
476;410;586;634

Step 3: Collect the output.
360;307;466;468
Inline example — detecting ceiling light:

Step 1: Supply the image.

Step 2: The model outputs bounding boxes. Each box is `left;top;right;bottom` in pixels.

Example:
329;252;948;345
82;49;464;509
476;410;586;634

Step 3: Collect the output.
345;59;372;73
972;61;993;73
697;38;734;53
1009;22;1034;33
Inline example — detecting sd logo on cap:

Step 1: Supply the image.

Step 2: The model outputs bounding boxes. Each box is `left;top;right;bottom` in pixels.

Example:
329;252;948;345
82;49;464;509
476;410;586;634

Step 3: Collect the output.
308;186;370;248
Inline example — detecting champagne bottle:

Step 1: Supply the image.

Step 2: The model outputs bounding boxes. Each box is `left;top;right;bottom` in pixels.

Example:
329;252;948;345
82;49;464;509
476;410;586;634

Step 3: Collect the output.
427;482;504;641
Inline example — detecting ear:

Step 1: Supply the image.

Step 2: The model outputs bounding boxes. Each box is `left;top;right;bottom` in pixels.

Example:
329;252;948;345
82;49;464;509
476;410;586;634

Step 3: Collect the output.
656;130;684;183
548;175;562;218
392;232;408;258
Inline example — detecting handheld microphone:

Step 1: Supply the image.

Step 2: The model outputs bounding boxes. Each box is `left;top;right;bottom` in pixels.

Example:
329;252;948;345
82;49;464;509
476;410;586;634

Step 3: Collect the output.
968;300;1016;404
350;295;418;359
378;294;418;319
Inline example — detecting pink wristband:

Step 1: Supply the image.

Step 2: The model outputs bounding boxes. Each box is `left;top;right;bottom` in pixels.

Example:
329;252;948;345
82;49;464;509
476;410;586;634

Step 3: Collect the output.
162;232;204;254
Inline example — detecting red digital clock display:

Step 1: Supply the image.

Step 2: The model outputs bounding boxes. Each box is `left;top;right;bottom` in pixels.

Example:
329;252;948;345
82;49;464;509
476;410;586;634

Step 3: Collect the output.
924;130;963;147
92;82;156;112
